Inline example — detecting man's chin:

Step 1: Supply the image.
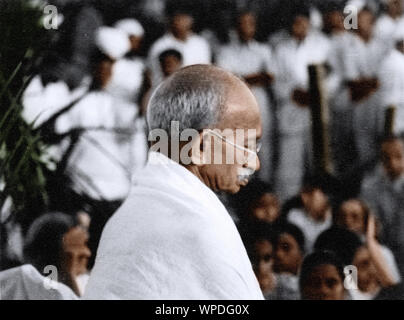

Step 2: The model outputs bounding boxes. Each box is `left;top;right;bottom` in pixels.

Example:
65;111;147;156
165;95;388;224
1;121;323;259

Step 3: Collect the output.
219;184;241;195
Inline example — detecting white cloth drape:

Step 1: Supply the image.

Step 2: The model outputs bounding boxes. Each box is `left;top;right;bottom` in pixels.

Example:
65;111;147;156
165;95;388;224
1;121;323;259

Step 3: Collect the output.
84;152;263;300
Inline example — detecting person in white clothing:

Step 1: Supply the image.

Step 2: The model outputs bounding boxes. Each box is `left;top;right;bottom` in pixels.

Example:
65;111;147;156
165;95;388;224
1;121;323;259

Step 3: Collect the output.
216;10;275;184
272;8;331;202
285;179;332;253
377;21;404;135
84;64;264;299
53;27;138;268
147;8;211;87
340;8;387;171
108;19;150;172
374;0;404;49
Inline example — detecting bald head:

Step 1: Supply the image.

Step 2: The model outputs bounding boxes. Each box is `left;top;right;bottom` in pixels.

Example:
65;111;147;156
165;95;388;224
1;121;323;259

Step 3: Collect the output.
147;64;262;194
147;64;254;132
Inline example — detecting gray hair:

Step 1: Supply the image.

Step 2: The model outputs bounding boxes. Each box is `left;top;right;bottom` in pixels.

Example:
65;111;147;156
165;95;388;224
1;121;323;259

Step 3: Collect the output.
146;65;229;133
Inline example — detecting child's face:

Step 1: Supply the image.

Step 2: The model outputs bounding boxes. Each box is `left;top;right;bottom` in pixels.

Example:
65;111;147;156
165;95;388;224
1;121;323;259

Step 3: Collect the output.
161;55;182;77
251;193;280;223
252;239;274;290
273;233;302;275
353;246;379;293
129;35;142;52
338;200;366;234
302;264;345;300
301;188;329;221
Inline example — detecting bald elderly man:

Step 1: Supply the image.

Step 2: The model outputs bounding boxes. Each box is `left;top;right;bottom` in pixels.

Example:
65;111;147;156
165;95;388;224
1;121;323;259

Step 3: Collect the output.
84;65;264;299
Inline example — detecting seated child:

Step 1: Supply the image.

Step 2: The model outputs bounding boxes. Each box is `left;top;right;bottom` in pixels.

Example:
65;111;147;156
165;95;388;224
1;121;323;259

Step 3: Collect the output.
335;198;401;283
271;222;306;300
299;250;346;300
286;178;332;252
315;224;400;300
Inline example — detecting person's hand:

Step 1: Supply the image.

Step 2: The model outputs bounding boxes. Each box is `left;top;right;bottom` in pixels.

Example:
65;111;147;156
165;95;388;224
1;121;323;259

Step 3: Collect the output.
244;72;274;87
366;214;377;243
348;78;379;102
365;213;397;287
292;88;310;107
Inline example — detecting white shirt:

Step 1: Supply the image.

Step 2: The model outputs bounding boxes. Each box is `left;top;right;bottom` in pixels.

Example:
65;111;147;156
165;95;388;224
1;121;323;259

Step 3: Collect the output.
55;91;137;201
22;75;89;129
148;33;211;86
273;32;330;133
287;208;332;253
340;32;387;81
84;151;263;299
377;49;404;134
105;57;145;102
0;264;78;300
374;14;404;49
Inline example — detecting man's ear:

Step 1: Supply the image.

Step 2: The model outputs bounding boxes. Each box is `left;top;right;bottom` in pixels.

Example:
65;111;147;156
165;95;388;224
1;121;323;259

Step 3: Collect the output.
189;131;209;166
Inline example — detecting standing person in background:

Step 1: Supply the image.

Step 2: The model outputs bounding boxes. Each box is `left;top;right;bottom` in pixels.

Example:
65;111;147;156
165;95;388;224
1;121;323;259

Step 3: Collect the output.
216;10;275;185
110;18;150;173
272;6;330;202
147;5;211;87
322;4;359;180
108;18;147;103
341;7;386;174
377;22;404;135
54;26;137;269
374;0;404;50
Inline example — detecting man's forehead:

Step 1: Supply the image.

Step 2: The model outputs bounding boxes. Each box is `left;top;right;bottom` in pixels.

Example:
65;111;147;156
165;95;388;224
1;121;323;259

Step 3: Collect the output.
220;95;261;131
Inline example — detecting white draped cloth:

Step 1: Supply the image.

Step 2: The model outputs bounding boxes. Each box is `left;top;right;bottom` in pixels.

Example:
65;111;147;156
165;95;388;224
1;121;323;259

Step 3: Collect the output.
84;151;263;299
0;265;78;300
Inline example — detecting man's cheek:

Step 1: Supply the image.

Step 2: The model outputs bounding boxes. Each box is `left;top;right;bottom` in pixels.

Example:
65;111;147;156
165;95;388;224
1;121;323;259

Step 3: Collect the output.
216;166;239;191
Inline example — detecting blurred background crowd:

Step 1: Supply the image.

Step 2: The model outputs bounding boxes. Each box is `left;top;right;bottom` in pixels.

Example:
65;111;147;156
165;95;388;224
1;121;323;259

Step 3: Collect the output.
1;0;404;300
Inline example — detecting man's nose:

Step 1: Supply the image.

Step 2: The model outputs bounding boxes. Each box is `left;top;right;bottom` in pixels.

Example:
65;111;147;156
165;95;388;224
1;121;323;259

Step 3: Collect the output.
245;154;260;171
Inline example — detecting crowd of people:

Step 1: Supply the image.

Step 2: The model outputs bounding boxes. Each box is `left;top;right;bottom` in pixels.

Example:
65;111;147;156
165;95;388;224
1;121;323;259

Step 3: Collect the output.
2;0;404;300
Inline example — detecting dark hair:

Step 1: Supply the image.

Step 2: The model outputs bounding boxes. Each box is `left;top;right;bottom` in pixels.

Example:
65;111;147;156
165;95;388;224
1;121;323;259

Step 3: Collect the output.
235;9;257;27
272;221;305;253
89;49;115;91
381;134;404;145
23;212;76;275
165;0;194;19
334;198;370;229
299;250;345;295
314;226;363;266
290;2;311;21
242;221;275;264
246;179;274;209
158;49;183;65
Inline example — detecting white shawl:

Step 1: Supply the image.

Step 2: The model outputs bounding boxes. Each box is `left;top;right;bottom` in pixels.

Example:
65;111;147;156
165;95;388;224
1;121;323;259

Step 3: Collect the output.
84;152;263;300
